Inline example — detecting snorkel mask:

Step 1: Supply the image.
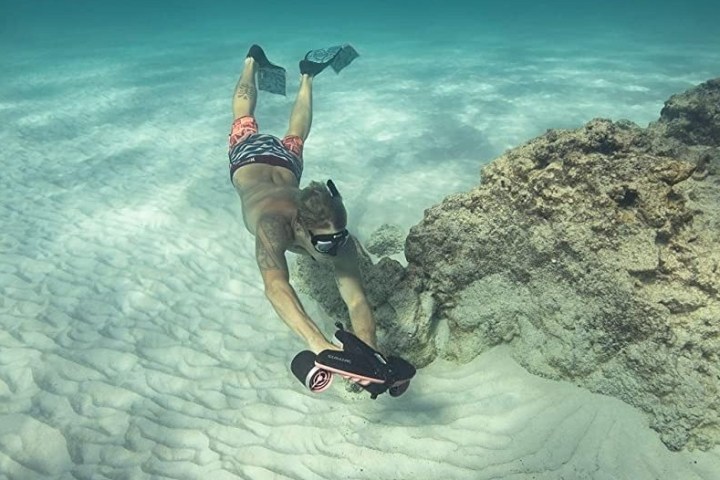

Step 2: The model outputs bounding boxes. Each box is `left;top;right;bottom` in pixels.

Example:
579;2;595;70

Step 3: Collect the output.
309;180;349;256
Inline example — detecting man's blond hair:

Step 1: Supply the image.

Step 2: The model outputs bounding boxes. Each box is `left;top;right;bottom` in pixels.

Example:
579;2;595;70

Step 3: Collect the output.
296;181;347;230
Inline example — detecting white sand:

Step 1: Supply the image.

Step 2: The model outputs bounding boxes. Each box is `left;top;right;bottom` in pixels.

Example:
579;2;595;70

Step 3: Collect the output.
1;33;720;479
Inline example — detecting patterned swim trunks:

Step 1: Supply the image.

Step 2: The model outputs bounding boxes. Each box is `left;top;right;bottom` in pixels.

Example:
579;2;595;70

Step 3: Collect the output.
228;115;304;182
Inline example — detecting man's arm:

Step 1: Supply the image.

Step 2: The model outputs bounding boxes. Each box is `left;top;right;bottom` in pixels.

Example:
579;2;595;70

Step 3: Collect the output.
333;236;378;350
255;215;332;353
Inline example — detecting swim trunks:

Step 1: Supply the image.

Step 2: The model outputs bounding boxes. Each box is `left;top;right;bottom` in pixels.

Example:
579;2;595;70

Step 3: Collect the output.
228;115;304;182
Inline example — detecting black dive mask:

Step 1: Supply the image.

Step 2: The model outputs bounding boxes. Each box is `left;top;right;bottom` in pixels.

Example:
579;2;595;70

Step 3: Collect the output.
310;229;349;255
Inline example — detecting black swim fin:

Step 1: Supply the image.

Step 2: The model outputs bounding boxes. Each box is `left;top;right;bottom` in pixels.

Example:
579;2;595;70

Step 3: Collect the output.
301;44;359;77
246;44;286;96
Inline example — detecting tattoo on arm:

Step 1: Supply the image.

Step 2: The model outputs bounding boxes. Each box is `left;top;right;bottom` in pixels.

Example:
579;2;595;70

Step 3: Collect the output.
235;83;257;101
255;216;291;271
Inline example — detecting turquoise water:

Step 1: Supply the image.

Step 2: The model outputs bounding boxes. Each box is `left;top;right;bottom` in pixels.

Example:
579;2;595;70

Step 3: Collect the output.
1;1;719;479
3;0;717;229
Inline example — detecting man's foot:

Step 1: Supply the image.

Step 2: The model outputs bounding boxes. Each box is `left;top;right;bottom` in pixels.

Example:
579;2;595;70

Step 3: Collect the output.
246;44;272;68
299;58;331;77
245;44;286;96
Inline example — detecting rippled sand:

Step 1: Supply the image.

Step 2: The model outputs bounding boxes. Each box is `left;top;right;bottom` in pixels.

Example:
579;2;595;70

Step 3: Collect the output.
3;31;720;479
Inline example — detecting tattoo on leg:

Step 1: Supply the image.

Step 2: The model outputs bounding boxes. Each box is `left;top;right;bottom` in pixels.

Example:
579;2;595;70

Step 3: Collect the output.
235;83;257;101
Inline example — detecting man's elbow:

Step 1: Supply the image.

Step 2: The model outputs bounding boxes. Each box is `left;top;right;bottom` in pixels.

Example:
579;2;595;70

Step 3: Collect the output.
264;280;289;302
346;294;370;313
264;285;279;301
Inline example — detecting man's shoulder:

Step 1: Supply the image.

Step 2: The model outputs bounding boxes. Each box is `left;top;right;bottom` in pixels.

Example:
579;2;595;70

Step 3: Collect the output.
245;188;297;231
255;212;294;237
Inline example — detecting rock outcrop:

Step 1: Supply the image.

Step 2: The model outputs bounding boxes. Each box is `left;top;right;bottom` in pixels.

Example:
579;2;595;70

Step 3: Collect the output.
295;78;720;451
365;224;405;256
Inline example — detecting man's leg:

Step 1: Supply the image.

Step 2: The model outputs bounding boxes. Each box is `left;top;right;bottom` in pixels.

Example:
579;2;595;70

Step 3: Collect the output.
285;74;313;140
232;57;258;119
286;49;357;140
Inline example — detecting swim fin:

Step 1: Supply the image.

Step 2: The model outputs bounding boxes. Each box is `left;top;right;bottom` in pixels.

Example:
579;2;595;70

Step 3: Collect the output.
301;44;359;77
246;44;286;96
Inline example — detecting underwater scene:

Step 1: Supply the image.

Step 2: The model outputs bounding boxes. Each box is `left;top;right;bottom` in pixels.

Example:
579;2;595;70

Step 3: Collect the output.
1;0;719;478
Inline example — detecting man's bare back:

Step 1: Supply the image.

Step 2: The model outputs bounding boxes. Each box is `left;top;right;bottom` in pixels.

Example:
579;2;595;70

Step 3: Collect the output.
232;164;321;259
232;164;297;234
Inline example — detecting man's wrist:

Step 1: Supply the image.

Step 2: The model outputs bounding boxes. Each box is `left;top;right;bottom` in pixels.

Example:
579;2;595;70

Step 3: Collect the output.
354;330;378;351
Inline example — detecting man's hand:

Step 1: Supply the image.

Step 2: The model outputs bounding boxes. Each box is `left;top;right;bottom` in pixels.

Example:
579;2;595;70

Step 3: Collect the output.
309;338;342;355
310;339;371;385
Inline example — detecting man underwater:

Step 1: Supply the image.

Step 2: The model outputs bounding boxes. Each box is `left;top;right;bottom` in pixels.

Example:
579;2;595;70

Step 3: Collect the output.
228;44;377;355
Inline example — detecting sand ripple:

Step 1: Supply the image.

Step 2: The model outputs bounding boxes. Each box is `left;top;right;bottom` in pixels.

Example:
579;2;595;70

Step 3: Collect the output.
2;38;719;480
